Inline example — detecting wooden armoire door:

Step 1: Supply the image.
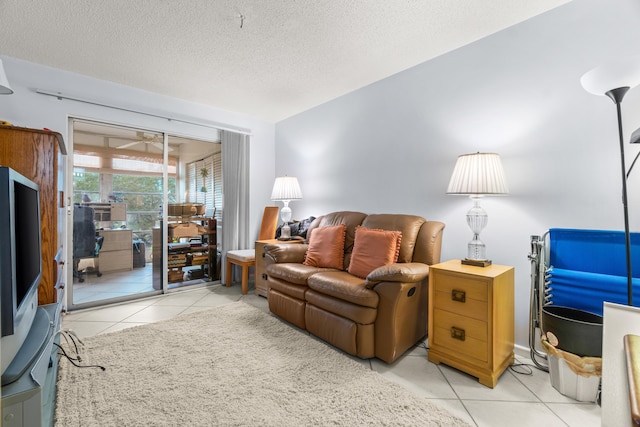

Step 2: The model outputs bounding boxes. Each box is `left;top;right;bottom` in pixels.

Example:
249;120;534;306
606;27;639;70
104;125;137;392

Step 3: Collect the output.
0;125;66;305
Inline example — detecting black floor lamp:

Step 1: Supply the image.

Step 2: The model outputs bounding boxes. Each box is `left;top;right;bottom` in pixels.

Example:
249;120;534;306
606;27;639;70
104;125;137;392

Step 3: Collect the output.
581;56;640;306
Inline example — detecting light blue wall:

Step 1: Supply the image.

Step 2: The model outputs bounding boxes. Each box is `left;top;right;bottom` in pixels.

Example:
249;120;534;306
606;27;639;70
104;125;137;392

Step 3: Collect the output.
275;0;640;350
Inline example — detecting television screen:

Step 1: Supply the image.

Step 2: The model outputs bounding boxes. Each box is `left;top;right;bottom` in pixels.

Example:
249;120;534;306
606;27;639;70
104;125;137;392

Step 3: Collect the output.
13;179;42;310
0;167;42;380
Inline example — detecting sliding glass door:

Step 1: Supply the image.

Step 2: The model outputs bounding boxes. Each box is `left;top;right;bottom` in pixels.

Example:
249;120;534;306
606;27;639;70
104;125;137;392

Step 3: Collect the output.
68;119;221;310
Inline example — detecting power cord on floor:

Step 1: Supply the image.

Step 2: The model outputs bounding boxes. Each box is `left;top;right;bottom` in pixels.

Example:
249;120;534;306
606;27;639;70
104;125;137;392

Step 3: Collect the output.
59;329;82;358
509;362;535;376
55;330;106;371
54;342;105;371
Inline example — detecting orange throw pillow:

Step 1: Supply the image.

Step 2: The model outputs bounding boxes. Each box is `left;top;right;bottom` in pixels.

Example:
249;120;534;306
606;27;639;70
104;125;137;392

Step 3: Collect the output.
348;226;402;279
303;224;347;270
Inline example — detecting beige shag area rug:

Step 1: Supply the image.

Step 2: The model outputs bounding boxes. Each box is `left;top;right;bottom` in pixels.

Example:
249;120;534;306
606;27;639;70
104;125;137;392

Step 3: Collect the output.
55;302;469;426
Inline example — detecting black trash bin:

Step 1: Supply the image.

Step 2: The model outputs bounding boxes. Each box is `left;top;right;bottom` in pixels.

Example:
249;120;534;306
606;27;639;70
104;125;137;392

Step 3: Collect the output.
542;306;603;357
541;306;603;402
133;240;146;268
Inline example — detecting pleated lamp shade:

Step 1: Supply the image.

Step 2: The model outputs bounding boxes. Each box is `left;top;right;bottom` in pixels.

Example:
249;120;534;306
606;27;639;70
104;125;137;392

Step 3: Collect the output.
271;176;303;201
447;153;509;195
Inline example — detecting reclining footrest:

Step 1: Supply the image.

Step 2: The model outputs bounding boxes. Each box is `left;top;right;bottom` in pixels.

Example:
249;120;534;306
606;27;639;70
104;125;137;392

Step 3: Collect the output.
268;289;306;330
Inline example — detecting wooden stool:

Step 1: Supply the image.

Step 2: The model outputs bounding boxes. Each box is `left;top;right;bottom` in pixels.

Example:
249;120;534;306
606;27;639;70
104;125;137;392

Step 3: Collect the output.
225;249;255;295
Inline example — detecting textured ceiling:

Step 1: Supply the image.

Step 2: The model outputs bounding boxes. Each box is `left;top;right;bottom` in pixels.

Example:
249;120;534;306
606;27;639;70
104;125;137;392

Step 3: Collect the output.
0;0;571;122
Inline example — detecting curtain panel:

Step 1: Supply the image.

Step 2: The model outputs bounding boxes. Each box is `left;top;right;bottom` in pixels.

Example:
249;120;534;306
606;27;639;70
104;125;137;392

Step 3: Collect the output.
221;130;250;283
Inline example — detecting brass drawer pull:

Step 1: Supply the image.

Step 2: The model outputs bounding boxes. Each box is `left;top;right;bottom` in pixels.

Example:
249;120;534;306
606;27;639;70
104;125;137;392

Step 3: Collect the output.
451;326;466;341
262;252;266;258
451;289;466;303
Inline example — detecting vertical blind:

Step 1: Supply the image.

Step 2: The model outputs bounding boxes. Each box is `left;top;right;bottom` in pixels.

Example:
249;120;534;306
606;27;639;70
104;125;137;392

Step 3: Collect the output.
187;153;222;222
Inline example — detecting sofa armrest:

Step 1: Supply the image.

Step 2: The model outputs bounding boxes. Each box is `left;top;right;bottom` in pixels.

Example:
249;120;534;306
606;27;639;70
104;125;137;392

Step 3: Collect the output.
365;263;429;289
264;243;309;264
372;276;429;363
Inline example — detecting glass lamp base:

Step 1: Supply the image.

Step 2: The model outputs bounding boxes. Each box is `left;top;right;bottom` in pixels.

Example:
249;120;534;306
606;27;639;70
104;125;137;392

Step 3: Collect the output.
280;224;291;239
467;237;486;261
463;236;491;266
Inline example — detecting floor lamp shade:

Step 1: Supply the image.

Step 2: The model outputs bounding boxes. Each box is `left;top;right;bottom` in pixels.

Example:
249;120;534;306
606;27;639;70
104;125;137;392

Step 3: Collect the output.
447;153;509;265
271;176;302;239
580;55;640;96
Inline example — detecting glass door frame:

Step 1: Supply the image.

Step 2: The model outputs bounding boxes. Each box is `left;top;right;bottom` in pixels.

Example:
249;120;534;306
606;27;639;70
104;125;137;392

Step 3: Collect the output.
65;117;220;311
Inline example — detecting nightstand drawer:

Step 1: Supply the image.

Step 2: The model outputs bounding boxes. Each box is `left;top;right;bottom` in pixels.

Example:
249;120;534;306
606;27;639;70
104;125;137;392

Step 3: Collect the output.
434;308;487;342
255;241;270;296
434;290;488;321
432;272;488;301
433;309;488;362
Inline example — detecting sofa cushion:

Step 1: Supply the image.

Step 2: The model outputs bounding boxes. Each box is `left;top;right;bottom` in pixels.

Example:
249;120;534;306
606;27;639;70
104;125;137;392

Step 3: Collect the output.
306;211;367;269
307;271;379;308
347;226;402;279
267;263;337;286
303;224;346;269
361;214;426;263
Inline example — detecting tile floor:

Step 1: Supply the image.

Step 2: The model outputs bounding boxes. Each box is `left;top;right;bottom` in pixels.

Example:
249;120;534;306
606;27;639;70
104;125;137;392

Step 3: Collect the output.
62;283;601;427
72;264;155;305
72;262;208;305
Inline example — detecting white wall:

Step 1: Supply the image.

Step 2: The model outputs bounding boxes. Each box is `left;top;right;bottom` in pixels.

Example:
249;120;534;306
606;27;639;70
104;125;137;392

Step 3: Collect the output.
0;56;277;245
274;0;640;350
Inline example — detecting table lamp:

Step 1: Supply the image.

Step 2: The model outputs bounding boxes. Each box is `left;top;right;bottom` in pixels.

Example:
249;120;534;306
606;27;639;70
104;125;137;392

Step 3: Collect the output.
447;152;509;266
271;176;302;240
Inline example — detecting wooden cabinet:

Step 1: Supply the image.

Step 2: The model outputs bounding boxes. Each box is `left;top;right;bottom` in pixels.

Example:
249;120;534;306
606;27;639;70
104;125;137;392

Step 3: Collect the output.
427;259;514;388
255;239;303;297
0;125;66;305
97;229;133;272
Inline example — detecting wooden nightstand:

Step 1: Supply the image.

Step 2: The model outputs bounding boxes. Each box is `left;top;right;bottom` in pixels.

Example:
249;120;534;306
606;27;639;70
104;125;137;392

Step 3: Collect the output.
254;239;303;297
427;259;514;388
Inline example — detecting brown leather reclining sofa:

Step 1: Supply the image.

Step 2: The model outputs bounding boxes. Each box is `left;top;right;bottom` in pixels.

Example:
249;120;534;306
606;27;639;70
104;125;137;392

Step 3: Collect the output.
264;211;445;363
